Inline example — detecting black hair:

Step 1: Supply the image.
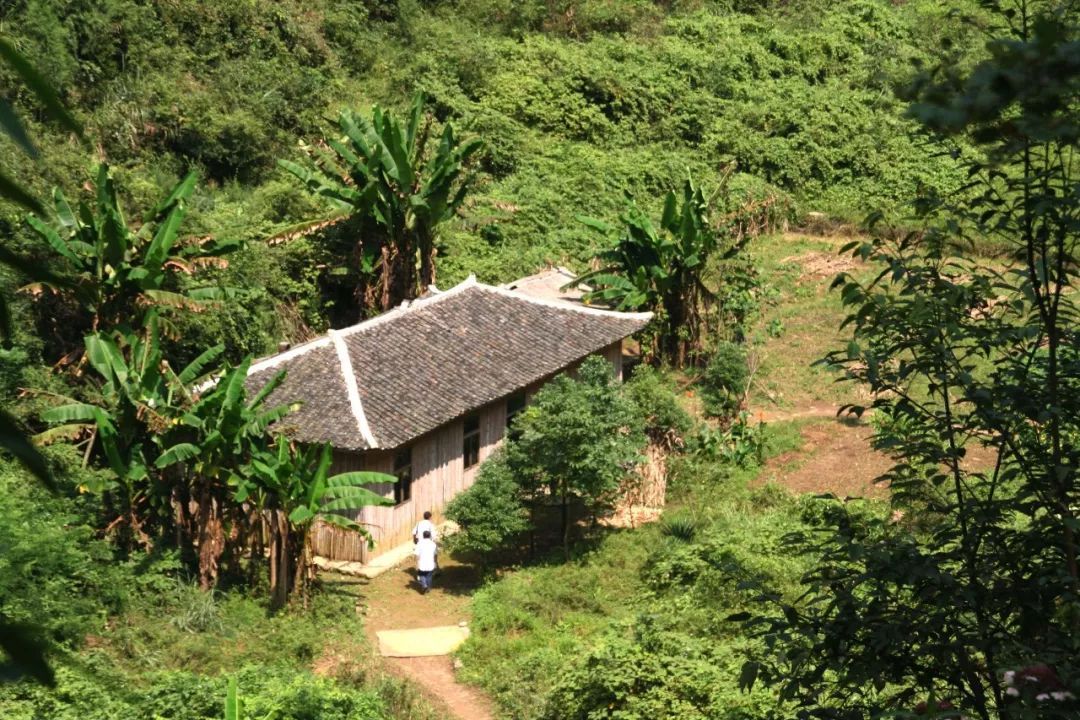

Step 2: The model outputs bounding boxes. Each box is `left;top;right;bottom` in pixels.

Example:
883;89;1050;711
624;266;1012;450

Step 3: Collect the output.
424;511;432;520
422;530;432;539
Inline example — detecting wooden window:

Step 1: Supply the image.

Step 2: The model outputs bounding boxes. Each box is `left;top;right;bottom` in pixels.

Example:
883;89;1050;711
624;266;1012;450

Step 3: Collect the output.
393;447;412;505
463;414;481;469
505;391;527;439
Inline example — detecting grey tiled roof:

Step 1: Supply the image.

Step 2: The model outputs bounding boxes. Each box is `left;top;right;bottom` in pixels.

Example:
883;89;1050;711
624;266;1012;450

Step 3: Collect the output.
244;277;651;450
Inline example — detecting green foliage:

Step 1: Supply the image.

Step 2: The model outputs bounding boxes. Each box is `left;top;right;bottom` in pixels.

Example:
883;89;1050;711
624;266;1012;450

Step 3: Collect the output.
0;459;124;648
280;94;482;314
577;175;762;366
698;341;748;419
507;356;646;548
0;37;88;689
26;164;240;358
1;662;388;720
2;0;980;296
544;623;729;720
686;413;766;467
457;439;812;720
445;449;530;559
42;318;393;598
744;4;1080;718
245;438;394;606
622;364;693;446
658;513;698;542
41;318;241;555
0;0;1014;713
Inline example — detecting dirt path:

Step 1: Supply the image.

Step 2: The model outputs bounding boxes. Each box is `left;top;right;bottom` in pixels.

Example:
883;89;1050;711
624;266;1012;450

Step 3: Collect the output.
361;556;496;720
756;411;894;498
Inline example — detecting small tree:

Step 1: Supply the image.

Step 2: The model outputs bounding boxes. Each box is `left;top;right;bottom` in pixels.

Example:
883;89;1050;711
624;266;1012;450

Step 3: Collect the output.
506;356;646;555
243;438;393;608
576;172;773;367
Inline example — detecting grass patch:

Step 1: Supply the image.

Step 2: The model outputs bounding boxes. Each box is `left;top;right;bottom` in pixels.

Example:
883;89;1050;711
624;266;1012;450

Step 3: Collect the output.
745;233;875;412
1;562;434;720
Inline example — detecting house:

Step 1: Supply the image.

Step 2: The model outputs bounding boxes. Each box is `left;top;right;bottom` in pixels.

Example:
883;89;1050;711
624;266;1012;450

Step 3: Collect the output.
244;271;652;564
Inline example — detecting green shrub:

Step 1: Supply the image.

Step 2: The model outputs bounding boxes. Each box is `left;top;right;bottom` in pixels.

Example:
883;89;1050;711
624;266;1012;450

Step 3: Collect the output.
623;364;694;445
686;412;764;466
658;514;698;543
1;663;388;720
0;460;126;647
698;341;749;419
445;450;531;560
543;625;726;720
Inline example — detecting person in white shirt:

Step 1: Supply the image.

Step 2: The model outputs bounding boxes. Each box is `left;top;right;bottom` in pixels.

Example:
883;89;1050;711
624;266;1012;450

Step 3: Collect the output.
412;511;437;544
414;530;437;593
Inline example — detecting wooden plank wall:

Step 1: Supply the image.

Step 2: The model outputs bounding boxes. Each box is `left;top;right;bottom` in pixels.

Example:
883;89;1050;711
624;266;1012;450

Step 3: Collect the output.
603;341;624;380
312;340;626;563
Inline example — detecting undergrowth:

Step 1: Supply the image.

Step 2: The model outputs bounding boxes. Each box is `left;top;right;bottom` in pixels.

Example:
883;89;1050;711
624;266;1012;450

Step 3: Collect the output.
0;457;433;720
455;421;837;719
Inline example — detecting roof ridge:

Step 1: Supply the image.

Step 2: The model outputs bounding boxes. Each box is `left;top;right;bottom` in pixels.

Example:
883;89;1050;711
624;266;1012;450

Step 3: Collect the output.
335;274;478;339
478;282;654;320
247;336;333;375
329;329;379;448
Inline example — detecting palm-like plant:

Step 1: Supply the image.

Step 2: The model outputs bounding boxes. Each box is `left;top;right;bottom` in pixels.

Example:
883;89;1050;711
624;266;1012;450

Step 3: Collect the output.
280;93;482;314
577;177;744;367
154;358;296;589
42;317;394;599
25;164;241;358
39;316;226;548
244;438;393;607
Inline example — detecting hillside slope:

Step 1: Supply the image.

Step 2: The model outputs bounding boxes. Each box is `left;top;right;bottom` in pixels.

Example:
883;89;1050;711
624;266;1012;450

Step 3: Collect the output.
4;1;979;311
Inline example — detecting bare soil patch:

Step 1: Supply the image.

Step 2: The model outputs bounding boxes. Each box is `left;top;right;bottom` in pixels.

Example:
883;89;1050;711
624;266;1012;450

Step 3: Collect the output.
760;418;893;498
780;250;860;279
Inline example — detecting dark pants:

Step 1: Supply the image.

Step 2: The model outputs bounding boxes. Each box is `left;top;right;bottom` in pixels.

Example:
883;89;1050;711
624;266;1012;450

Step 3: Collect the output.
417;569;433;591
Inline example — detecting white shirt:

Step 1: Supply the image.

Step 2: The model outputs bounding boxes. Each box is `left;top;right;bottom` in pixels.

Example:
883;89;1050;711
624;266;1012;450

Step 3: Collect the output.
414;538;437;572
413;518;437;543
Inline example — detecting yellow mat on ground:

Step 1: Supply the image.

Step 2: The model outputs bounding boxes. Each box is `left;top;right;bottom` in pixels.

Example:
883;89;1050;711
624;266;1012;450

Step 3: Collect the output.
377;626;471;657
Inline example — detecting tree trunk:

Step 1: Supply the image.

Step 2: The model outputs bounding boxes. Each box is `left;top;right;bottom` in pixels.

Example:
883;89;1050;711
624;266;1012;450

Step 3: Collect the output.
661;292;690;367
196;488;224;591
419;228;436;291
292;528;314;609
268;509;291;610
561;487;570;560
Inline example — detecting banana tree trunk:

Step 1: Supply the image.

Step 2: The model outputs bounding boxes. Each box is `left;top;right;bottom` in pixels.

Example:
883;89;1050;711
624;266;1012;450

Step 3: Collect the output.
196;488;224;590
268;509;291;610
292;526;315;610
419;227;436;290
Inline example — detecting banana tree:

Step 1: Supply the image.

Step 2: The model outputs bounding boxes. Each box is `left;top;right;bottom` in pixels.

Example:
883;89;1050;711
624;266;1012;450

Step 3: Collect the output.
242;437;393;608
576;176;749;367
154;359;294;589
39;317;190;547
280;93;482;315
25;163;241;359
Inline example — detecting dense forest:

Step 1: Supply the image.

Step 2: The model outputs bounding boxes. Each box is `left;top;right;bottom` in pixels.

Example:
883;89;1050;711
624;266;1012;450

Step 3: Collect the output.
2;0;1078;718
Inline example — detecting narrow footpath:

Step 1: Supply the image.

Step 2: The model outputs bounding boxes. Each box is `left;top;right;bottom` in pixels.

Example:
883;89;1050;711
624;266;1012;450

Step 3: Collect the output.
361;555;495;720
